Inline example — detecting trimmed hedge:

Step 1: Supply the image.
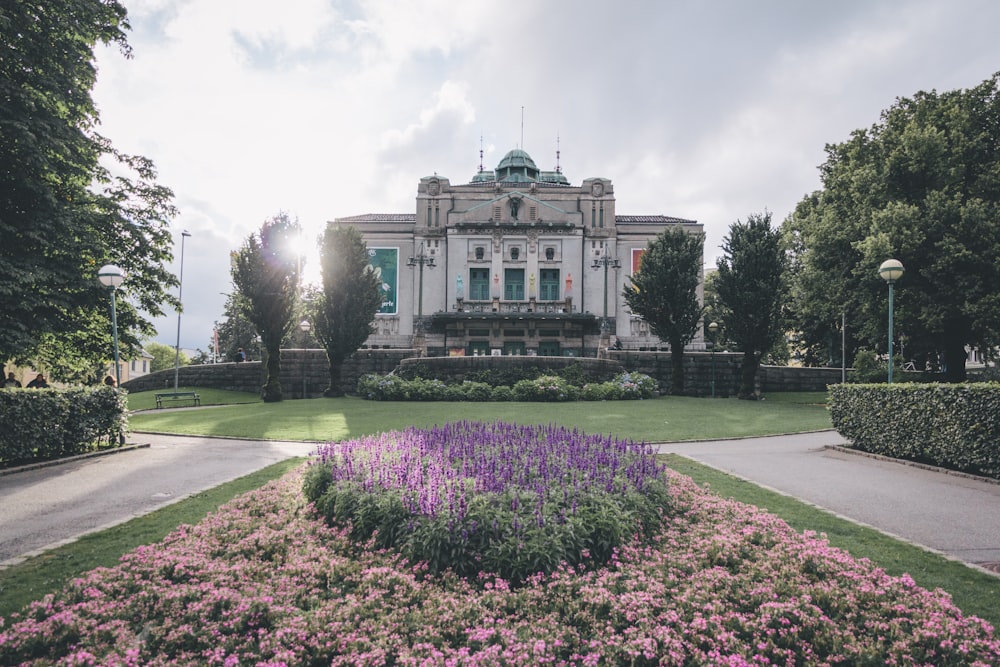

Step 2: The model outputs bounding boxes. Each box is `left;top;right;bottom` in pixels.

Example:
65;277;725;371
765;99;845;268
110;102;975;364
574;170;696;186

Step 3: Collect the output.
357;371;658;402
829;383;1000;479
0;387;128;466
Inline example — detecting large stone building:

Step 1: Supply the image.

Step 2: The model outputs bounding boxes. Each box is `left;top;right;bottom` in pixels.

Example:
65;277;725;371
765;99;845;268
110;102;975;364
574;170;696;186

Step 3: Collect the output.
333;147;705;357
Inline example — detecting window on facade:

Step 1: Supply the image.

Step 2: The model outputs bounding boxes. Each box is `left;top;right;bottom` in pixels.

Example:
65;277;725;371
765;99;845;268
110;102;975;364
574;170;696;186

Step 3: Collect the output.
510;246;520;261
504;268;525;300
591;203;596;228
538;341;561;357
493;205;502;220
474;246;485;261
529;206;537;221
545;247;555;261
540;269;560;300
599;204;604;228
469;268;489;300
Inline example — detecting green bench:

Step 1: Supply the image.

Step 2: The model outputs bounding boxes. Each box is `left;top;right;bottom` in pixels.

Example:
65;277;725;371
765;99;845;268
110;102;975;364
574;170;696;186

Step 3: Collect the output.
154;391;201;409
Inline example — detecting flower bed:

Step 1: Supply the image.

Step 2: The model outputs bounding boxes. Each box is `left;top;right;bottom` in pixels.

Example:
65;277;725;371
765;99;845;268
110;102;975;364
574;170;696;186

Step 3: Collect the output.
304;422;671;582
2;464;998;665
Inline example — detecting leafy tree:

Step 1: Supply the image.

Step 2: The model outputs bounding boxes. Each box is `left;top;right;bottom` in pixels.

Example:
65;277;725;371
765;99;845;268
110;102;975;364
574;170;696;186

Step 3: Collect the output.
784;73;1000;382
145;341;189;373
310;225;381;397
623;227;704;395
214;292;260;362
230;213;301;401
715;212;787;399
1;0;177;368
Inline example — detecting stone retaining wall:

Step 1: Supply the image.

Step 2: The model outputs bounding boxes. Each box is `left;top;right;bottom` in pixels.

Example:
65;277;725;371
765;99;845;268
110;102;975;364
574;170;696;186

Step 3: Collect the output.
122;349;846;398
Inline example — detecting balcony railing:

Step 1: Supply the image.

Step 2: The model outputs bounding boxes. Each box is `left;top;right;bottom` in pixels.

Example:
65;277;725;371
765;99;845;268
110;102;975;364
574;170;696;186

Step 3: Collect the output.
455;298;575;314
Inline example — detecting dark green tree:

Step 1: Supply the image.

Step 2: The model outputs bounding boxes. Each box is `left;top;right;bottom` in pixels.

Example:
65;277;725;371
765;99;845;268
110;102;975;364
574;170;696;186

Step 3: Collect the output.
310;225;381;397
623;227;704;395
715;212;787;399
230;213;301;401
784;73;1000;382
1;1;177;372
214;292;260;362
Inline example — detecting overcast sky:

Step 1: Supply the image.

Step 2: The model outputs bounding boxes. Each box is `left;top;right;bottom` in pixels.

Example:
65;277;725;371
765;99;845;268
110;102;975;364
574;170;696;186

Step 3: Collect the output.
92;0;1000;352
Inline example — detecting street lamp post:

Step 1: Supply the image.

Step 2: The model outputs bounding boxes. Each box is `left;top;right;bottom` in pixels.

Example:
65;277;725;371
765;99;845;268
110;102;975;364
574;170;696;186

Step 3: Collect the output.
878;259;905;384
407;242;435;332
591;250;621;329
299;319;310;399
708;321;718;398
97;264;126;387
174;230;191;391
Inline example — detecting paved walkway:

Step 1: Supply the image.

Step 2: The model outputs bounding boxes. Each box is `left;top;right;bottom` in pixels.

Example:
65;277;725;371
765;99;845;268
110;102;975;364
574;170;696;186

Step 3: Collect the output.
3;430;1000;574
657;431;1000;571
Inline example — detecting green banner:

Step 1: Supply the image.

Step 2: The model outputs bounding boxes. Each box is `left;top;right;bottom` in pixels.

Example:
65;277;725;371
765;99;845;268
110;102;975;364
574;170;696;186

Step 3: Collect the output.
368;247;398;314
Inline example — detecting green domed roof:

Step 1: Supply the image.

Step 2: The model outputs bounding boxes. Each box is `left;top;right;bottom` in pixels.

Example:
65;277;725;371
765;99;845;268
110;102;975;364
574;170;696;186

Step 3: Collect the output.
496;148;540;182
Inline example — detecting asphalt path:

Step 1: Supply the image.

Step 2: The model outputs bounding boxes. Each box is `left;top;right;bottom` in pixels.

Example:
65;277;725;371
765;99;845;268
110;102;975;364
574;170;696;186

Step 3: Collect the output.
3;430;999;575
657;431;1000;571
0;433;316;567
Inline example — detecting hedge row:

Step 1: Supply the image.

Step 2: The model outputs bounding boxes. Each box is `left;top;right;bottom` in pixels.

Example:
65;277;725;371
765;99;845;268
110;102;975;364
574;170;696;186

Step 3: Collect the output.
829;383;1000;479
0;387;128;466
357;372;658;402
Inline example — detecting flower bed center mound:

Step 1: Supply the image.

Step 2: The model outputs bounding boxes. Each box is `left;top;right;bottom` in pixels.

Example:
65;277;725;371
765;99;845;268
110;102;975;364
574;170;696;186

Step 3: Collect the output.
304;421;671;583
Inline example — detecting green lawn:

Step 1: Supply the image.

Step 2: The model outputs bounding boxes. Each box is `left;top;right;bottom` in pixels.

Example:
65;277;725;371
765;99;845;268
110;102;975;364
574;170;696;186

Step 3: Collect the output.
128;392;833;443
125;386;261;412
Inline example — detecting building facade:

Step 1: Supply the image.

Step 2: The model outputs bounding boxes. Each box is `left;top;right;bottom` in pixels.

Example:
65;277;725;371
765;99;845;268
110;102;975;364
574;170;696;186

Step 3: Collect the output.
333;148;705;357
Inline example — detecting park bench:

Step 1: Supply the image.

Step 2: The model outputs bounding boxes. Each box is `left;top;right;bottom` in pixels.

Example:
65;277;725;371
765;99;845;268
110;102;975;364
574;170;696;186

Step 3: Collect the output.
154;391;201;409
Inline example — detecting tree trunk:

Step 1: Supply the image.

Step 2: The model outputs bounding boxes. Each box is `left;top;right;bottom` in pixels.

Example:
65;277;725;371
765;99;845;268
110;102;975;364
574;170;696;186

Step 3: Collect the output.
324;359;345;397
261;346;283;402
670;339;686;395
739;352;760;400
942;331;968;383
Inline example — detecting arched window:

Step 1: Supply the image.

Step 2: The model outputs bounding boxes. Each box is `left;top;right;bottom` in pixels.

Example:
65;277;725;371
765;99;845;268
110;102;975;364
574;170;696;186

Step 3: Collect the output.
545;247;555;261
475;246;485;261
510;247;520;261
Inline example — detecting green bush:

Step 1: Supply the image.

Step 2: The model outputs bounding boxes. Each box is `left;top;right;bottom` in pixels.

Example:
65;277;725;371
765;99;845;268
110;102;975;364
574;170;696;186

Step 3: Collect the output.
829;383;1000;479
490;385;514;401
0;387;127;466
511;375;579;402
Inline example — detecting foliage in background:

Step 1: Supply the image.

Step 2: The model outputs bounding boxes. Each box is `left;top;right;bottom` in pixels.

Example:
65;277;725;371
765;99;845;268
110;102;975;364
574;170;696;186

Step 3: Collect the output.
212;292;260;362
783;72;1000;382
230;213;302;402
310;225;381;397
357;371;658;402
0;387;127;465
144;341;189;372
0;0;177;373
715;212;788;399
830;382;1000;479
623;227;704;395
304;422;670;583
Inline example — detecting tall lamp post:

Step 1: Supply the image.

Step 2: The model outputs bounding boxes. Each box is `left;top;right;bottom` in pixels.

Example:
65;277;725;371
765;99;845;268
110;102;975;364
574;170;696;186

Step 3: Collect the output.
407;242;435;332
878;258;905;384
98;264;126;387
299;319;310;399
591;250;621;329
708;321;718;398
173;230;191;391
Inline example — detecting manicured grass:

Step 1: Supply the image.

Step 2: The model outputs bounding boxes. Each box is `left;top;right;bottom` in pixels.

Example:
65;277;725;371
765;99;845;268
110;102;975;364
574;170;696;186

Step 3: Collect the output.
129;393;832;443
125;386;260;412
663;454;1000;628
0;458;302;619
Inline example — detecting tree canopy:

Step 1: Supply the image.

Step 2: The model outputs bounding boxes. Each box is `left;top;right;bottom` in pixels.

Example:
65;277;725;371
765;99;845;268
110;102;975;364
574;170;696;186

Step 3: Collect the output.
784;73;1000;381
1;1;177;375
623;227;704;395
310;225;381;397
230;213;301;401
715;212;787;399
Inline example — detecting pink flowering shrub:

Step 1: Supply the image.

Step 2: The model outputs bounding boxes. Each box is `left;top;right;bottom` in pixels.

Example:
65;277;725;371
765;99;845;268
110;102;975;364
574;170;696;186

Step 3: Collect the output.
1;465;998;664
303;422;671;582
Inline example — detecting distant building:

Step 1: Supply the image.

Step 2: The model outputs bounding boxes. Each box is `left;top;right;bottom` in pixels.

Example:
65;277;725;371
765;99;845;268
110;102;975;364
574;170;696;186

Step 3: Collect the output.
332;147;705;357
